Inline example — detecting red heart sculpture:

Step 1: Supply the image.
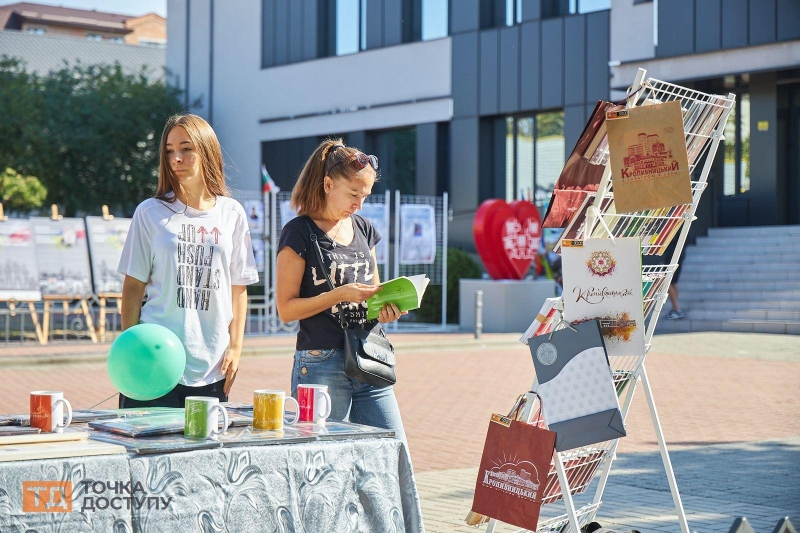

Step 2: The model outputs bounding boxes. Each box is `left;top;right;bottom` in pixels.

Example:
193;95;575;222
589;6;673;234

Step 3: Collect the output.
473;199;543;280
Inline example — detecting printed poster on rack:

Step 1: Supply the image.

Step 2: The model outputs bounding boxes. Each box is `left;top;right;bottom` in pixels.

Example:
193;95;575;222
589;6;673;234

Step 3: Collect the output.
561;237;645;357
251;238;265;272
279;201;297;229
400;204;436;265
242;200;265;234
0;219;41;301
85;216;131;294
31;217;93;296
357;203;388;264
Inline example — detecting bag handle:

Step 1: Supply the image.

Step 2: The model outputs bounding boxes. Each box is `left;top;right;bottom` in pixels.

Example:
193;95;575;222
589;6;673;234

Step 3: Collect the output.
303;216;349;330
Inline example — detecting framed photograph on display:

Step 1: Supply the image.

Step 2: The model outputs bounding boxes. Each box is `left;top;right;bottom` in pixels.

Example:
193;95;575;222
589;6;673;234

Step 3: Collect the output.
357;202;388;264
243;200;265;234
0;219;41;301
30;217;93;297
251;237;265;272
85;216;132;294
279;200;297;229
400;204;436;265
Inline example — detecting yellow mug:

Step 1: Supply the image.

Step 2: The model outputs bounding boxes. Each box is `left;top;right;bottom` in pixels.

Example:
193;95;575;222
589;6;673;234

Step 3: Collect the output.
253;390;299;430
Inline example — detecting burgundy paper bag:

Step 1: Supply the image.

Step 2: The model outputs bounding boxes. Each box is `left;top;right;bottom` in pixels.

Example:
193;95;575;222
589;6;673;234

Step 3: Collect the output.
543;100;617;228
470;417;557;531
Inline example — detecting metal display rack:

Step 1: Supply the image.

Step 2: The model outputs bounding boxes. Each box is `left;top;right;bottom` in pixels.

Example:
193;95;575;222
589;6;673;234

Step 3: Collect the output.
484;69;736;532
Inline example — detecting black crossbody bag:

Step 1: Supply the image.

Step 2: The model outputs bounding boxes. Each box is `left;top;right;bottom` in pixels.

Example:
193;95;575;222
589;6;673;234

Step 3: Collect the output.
304;217;397;388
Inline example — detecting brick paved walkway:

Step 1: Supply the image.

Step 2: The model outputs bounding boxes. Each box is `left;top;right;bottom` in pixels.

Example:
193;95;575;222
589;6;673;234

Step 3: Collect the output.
1;331;798;531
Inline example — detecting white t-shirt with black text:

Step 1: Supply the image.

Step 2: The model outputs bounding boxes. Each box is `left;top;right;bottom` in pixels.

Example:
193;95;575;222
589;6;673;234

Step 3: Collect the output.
118;195;259;386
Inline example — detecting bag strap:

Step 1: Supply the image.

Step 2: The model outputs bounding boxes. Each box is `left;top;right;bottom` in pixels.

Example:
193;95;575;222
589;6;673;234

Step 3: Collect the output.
303;216;348;330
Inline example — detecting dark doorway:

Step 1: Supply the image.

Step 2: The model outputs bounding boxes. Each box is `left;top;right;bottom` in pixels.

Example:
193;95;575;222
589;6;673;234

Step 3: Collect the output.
778;82;800;225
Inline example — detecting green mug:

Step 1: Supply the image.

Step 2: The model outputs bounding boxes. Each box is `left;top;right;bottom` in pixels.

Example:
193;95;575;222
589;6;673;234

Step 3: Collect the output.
185;396;229;439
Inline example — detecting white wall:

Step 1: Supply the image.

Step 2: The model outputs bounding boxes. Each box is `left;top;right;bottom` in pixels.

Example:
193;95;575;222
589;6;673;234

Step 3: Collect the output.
611;40;800;90
167;0;452;191
609;0;654;64
165;0;186;89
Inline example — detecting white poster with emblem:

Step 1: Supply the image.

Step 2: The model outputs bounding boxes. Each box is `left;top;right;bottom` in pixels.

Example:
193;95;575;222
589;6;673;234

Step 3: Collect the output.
561;237;645;358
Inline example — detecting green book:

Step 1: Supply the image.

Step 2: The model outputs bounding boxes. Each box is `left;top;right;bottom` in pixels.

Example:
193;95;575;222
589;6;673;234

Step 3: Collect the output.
366;274;430;320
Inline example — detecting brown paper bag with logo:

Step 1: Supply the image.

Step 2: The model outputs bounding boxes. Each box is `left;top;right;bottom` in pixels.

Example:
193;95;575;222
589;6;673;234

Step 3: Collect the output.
469;415;556;531
606;100;692;213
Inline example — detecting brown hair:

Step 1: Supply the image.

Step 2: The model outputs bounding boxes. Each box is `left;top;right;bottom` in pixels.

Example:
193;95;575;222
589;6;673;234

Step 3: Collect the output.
156;114;230;202
290;138;377;216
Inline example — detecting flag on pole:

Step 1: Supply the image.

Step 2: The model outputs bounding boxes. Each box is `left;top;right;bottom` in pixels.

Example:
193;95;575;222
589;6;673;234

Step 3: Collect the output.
262;164;279;193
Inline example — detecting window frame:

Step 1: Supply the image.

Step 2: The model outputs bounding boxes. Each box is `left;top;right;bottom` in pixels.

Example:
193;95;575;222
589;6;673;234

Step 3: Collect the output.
504;109;565;206
723;88;750;196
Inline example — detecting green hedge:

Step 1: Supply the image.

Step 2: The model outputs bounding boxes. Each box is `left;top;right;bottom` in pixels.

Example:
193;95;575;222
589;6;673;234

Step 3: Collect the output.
411;248;482;324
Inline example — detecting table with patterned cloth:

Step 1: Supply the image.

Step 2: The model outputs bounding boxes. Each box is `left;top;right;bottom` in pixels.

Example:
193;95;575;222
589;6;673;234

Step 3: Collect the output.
0;438;424;533
0;453;133;532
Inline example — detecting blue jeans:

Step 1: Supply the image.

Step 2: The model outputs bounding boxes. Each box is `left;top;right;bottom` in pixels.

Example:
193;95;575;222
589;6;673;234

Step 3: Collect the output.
291;348;408;447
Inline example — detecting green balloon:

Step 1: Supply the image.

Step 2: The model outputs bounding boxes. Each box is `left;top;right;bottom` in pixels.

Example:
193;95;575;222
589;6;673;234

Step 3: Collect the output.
107;324;187;401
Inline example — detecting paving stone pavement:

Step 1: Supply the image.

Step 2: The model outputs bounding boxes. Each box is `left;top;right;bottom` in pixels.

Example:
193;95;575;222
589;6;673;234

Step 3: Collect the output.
416;438;800;533
1;331;798;532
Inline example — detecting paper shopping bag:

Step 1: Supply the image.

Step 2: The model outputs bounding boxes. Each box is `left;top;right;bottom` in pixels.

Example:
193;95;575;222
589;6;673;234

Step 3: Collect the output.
470;417;556;531
606;100;692;213
529;320;626;451
561;237;646;358
543;100;616;228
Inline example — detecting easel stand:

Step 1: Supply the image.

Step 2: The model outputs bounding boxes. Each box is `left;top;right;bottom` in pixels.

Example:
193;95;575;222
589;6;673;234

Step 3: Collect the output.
42;295;98;344
96;293;122;343
1;300;45;345
485;70;735;532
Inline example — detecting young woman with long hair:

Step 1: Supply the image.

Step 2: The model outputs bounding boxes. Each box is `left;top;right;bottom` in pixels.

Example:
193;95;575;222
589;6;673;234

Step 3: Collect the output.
276;138;409;446
117;114;259;408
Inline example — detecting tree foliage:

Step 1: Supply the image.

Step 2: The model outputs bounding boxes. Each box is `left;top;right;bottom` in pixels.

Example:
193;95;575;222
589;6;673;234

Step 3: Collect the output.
0;167;47;212
0;57;186;216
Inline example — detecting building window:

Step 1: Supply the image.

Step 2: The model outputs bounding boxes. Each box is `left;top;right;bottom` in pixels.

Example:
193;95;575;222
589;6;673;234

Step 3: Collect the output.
368;127;418;194
108;37;124;43
723;93;750;195
27;27;46;35
543;0;610;18
336;0;366;55
421;0;448;40
572;0;611;13
505;111;564;206
505;0;522;26
139;38;167;48
86;34;104;41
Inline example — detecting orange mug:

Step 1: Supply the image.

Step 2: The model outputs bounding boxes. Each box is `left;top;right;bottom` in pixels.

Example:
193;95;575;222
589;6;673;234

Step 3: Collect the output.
30;391;73;432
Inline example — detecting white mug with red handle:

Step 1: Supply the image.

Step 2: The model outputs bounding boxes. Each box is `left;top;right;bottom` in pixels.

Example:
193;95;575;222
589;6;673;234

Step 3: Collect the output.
297;384;332;425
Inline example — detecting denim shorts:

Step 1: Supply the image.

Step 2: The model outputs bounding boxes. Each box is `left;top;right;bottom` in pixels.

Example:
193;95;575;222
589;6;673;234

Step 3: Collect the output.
291;348;407;446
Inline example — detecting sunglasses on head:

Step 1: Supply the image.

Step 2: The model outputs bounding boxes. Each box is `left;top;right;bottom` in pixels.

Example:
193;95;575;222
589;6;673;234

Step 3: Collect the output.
325;149;379;175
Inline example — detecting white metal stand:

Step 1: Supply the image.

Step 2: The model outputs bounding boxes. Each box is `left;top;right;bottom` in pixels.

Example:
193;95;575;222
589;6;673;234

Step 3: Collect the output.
484;68;736;532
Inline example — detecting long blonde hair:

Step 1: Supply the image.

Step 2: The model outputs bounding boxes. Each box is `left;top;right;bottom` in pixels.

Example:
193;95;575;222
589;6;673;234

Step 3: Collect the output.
156;114;230;202
290;138;377;216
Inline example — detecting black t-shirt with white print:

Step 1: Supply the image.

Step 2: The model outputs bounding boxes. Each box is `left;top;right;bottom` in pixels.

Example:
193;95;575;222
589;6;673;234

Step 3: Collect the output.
278;214;383;351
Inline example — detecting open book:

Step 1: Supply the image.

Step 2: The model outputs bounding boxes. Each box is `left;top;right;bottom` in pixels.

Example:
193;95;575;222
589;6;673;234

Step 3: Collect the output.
366;274;430;320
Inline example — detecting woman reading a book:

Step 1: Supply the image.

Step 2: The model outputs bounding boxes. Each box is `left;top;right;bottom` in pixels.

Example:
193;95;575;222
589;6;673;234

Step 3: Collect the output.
117;114;259;408
276;139;409;445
